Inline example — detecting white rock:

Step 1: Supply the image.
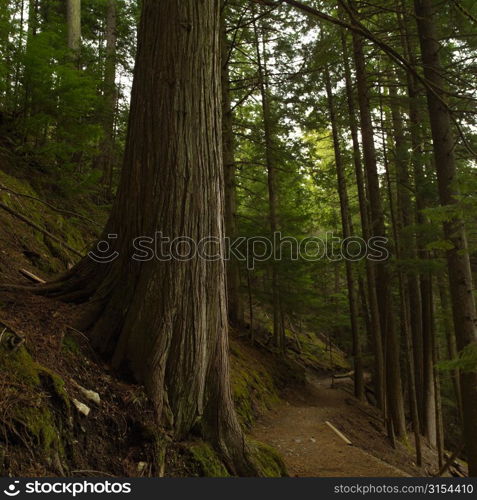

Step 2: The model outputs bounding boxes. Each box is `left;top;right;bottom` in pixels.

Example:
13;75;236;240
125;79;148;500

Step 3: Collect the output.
137;462;148;474
73;399;91;417
78;386;101;405
70;379;101;405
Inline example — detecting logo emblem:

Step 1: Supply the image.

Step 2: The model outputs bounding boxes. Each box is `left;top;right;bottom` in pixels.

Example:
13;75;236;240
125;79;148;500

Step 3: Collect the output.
4;481;20;497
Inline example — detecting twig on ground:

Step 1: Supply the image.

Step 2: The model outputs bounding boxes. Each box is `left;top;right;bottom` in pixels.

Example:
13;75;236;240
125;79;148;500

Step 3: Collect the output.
19;269;46;284
325;421;353;445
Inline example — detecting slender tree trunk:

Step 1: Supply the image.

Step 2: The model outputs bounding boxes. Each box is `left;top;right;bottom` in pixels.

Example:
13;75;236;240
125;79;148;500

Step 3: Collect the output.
438;279;463;417
13;0;26;112
389;71;437;447
340;28;385;410
414;0;477;476
66;0;81;52
252;9;284;354
433;321;445;469
221;10;243;326
37;0;257;475
349;22;406;438
99;0;117;194
20;0;39;132
386;78;422;464
422;274;437;446
324;66;364;400
398;8;434;436
247;270;254;344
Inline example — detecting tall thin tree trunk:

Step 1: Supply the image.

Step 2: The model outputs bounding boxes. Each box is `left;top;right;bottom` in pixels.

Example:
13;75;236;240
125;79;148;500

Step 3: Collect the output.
349;21;406;438
324;66;364;401
414;0;477;475
438;279;463;417
221;10;243;326
66;0;81;52
389;69;437;447
252;9;284;354
386;78;422;464
340;28;385;410
399;14;426;427
99;0;117;194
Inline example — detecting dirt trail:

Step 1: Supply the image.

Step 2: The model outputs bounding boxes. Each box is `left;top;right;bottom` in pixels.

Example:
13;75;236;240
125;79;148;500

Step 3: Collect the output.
252;375;413;477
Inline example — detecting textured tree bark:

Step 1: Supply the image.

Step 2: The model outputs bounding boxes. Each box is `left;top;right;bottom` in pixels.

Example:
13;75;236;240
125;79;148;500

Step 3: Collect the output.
66;0;81;52
324;66;364;401
37;0;256;475
221;10;243;326
414;0;477;476
340;28;385;410
349;24;406;439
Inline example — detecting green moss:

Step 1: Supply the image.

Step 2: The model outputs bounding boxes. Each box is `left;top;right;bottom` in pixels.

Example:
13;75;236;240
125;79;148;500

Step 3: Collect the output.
55;214;86;253
0;342;68;460
16;405;59;452
296;332;350;371
62;334;81;355
0;170;89;272
42;368;70;411
248;439;287;477
0;343;42;386
230;343;280;427
189;442;230;477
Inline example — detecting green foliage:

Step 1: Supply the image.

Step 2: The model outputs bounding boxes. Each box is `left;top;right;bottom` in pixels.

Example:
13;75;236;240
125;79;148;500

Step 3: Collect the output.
0;0;138;193
439;343;477;374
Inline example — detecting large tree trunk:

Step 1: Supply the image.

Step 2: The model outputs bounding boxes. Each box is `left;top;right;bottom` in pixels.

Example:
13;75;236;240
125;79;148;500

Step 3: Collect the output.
39;0;255;475
324;66;364;401
414;0;477;476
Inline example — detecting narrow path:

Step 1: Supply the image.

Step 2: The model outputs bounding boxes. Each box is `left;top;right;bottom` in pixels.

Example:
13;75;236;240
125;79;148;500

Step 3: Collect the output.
251;375;410;477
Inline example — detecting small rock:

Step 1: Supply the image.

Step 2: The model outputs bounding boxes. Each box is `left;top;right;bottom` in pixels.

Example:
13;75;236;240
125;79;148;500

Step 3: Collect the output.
137;462;148;474
71;379;101;405
73;399;91;417
310;438;316;443
78;387;101;405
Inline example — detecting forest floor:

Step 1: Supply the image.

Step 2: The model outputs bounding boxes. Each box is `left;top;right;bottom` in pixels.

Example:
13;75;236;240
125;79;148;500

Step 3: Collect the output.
252;374;438;477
